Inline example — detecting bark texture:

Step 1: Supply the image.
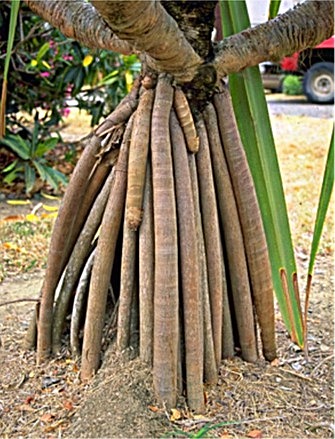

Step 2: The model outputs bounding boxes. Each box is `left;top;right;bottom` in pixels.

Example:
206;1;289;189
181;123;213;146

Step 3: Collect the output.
25;0;334;84
23;0;133;55
214;0;334;77
91;0;202;82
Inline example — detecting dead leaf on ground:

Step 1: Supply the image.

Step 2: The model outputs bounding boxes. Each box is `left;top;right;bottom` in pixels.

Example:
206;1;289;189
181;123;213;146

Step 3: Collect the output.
40;412;55;423
63;400;74;411
170;408;182;421
247;429;263;438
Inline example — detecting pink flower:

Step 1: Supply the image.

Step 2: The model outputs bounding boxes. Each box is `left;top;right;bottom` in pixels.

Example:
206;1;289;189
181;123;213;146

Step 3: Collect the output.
61;107;71;117
40;71;50;78
65;85;73;98
63;55;73;61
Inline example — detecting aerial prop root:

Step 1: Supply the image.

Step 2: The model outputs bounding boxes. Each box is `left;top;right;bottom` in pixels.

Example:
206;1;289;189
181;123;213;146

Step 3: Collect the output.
26;75;277;410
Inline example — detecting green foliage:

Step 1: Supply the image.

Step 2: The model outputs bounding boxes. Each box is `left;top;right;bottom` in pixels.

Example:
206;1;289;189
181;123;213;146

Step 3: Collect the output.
0;1;140;193
0;2;140;128
283;75;303;96
220;0;304;346
268;0;282;19
307;128;334;276
1;115;67;194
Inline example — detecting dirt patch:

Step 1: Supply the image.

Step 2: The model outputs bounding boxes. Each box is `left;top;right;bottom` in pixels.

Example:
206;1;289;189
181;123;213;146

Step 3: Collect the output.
0;272;42;318
0;255;333;438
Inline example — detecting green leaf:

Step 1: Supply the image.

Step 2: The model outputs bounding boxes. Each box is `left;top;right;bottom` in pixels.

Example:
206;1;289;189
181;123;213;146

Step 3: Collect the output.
220;0;304;346
3;168;20;184
308;128;334;276
3;0;20;82
31;112;40;156
63;66;81;84
33;159;48;181
1;134;31;160
268;0;282;19
35;137;59;157
24;162;36;194
2;158;19;173
49;168;68;186
43;166;68;190
98;69;119;86
36;42;50;62
1;0;20;137
73;67;85;93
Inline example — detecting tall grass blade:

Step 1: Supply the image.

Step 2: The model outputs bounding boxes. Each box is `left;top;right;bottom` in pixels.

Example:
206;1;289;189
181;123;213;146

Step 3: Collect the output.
268;0;282;19
0;0;21;138
307;129;334;276
219;0;304;346
304;128;334;344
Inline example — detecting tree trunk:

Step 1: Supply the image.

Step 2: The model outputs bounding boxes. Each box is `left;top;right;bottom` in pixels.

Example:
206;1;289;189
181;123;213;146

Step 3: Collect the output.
23;0;333;410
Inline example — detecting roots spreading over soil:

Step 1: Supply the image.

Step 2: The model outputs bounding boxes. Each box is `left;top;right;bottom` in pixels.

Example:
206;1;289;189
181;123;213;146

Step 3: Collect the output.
26;75;278;410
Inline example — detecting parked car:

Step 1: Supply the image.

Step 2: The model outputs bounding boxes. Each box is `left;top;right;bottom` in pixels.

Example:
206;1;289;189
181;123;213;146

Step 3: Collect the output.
261;36;334;103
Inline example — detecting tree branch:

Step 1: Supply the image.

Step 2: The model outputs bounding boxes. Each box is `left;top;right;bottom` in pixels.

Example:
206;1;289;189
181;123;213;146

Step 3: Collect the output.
214;0;334;77
91;0;202;82
23;0;133;55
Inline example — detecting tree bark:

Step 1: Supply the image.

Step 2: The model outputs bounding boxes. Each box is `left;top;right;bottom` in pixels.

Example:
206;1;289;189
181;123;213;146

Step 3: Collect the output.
214;0;334;77
91;0;202;82
23;0;133;55
25;0;334;83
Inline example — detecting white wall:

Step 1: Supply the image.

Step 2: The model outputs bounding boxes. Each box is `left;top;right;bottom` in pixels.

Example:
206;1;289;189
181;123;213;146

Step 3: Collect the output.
246;0;302;26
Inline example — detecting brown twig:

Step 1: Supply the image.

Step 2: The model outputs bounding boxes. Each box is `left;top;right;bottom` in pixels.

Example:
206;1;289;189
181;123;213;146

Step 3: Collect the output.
0;298;40;307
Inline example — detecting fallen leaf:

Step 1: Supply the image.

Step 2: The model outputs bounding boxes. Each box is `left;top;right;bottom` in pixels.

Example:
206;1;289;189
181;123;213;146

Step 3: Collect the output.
3;242;21;251
41;212;58;219
44;420;65;432
63;400;74;411
6;199;31;205
247;429;263;438
148;405;160;413
170;408;182;422
42;204;59;212
270;358;279;367
1;215;25;222
41;191;60;200
40;413;54;423
26;213;39;222
24;395;35;405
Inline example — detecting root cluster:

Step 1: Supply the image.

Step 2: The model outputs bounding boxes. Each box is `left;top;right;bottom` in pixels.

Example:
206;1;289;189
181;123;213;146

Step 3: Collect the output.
26;75;277;411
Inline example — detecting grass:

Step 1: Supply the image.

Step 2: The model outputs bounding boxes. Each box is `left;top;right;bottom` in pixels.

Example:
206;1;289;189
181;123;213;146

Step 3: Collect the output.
0;111;333;282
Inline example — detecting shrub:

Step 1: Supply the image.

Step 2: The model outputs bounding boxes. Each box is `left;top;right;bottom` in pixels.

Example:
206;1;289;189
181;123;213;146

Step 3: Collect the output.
0;2;140;193
282;75;303;96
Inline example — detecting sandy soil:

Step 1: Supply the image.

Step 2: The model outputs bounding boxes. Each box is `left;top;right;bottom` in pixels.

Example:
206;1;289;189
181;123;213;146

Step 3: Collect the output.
0;255;333;438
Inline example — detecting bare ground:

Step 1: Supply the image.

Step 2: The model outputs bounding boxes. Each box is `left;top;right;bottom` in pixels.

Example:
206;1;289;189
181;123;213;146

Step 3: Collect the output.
0;254;333;438
0;110;334;438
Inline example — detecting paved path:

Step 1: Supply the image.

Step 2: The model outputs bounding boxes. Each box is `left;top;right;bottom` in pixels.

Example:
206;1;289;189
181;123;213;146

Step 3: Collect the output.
266;94;334;119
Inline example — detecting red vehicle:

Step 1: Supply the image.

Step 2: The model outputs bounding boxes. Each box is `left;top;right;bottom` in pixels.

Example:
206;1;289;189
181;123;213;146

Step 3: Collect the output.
261;36;334;104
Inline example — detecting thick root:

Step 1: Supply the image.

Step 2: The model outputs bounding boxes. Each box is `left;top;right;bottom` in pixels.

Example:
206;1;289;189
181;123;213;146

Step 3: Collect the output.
31;80;277;410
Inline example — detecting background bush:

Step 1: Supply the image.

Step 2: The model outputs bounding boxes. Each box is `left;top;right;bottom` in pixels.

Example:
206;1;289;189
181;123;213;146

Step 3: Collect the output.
282;75;303;96
0;1;140;194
